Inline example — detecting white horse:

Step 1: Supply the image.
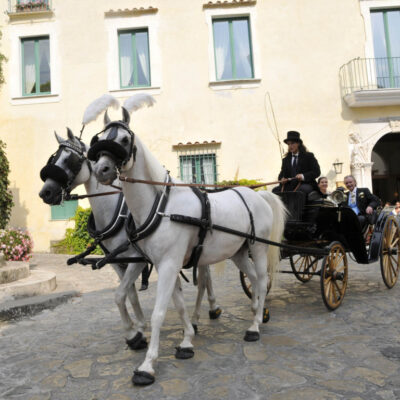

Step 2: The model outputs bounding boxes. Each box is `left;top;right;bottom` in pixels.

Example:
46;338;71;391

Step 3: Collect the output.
39;128;221;350
89;95;287;385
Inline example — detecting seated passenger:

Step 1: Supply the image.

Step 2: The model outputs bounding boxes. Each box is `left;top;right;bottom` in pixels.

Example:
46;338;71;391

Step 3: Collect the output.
341;175;380;229
273;131;321;196
317;176;329;198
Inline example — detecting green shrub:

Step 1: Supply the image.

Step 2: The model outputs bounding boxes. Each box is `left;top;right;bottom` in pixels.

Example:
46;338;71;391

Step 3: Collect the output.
0;30;6;86
53;206;103;255
0;140;14;229
217;178;266;191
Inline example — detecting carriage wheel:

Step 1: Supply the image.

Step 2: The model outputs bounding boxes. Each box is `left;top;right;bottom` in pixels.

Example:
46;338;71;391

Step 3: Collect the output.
320;242;348;311
290;255;319;283
380;216;400;289
240;271;271;300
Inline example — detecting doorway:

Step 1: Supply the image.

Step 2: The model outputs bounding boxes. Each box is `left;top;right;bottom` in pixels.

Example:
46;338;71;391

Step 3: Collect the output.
372;133;400;203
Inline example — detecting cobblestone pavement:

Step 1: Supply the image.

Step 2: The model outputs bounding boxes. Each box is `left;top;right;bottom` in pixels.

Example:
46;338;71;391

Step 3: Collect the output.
1;254;400;399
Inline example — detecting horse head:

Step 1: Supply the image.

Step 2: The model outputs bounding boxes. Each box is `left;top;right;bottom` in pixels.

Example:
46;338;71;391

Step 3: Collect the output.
88;93;155;185
39;128;90;204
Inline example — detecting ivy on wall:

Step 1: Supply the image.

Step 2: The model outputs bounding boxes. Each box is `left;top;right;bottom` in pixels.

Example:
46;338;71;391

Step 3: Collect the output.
0;30;6;86
0;140;14;229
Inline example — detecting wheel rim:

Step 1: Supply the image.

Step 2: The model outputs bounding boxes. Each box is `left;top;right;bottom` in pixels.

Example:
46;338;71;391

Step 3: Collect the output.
380;216;400;289
321;243;348;310
290;255;319;282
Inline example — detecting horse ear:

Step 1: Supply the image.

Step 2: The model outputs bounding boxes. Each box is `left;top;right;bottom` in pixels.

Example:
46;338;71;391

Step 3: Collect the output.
66;127;74;141
122;107;130;125
104;109;111;125
54;131;64;144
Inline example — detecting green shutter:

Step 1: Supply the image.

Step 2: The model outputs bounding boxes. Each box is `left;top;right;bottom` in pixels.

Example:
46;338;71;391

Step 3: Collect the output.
51;200;78;220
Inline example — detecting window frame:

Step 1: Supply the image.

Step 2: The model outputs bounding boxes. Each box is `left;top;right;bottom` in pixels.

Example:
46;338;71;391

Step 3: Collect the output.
21;35;51;97
179;153;218;184
117;28;151;89
212;16;254;81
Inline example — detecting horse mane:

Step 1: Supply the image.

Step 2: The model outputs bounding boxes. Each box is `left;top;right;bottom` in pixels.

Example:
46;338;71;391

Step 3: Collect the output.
135;136;167;188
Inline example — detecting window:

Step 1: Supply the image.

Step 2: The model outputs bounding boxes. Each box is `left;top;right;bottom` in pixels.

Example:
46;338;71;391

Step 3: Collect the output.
180;154;217;185
371;9;400;88
51;200;78;221
118;29;151;88
212;17;253;80
21;36;51;96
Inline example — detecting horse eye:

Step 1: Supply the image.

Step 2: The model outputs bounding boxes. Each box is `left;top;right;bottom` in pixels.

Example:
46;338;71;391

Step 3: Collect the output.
122;137;129;145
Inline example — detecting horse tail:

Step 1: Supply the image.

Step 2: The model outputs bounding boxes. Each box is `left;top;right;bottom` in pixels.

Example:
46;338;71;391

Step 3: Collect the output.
258;191;288;288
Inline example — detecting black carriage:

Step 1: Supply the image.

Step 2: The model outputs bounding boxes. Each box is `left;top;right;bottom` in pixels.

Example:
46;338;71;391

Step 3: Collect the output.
241;190;400;310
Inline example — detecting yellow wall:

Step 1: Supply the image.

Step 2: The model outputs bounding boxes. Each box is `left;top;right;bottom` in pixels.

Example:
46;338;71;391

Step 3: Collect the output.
0;0;399;251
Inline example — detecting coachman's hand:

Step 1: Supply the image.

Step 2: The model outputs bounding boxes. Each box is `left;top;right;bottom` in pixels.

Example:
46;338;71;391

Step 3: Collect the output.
366;206;373;215
295;174;304;181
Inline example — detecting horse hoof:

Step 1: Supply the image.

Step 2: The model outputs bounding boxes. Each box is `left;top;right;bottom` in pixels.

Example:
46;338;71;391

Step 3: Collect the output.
192;323;198;335
132;370;155;386
263;307;270;324
209;307;222;320
126;332;147;350
175;346;194;359
244;330;260;342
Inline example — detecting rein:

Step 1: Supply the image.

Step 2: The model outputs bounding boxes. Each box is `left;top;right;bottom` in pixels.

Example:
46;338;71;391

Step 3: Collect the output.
119;176;297;190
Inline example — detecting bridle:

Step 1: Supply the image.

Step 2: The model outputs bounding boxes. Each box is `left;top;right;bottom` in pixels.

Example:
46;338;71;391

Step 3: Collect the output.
40;137;90;198
87;121;137;171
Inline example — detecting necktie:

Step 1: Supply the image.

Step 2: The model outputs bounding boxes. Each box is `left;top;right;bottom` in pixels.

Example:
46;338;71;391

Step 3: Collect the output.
292;155;298;171
350;192;356;205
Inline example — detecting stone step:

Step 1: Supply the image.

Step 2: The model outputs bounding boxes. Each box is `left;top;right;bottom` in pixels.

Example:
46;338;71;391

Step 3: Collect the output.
0;262;30;284
0;270;57;302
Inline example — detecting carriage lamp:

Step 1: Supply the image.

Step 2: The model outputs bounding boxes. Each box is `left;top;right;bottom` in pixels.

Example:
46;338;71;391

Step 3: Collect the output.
333;159;343;175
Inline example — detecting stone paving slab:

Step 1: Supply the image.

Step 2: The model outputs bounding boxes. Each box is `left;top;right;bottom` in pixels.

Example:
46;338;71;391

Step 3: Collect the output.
0;255;400;399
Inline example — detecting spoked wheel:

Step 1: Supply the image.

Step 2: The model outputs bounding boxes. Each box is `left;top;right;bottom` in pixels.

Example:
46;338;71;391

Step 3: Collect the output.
320;242;348;311
380;216;400;289
290;255;319;282
240;271;271;299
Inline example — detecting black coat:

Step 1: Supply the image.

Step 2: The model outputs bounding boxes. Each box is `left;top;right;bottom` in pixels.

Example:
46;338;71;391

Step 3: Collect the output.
278;151;321;185
341;188;380;214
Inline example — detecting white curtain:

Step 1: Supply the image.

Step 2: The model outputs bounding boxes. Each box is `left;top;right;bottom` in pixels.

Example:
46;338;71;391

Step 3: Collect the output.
120;55;132;87
233;20;252;78
214;21;230;80
138;50;149;85
181;159;193;183
215;45;227;80
25;64;35;94
202;157;215;185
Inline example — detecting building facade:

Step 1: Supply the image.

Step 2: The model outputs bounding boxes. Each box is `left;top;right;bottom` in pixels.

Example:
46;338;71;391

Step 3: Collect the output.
0;0;399;251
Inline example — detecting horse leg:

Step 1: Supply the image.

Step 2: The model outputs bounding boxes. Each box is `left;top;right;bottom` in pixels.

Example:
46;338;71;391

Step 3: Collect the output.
231;248;259;315
204;265;222;320
243;244;269;342
113;263;147;350
132;261;181;386
191;266;207;333
172;276;195;359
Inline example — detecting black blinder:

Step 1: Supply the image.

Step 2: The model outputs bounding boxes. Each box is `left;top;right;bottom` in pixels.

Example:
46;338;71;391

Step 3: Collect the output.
87;140;129;164
40;164;69;186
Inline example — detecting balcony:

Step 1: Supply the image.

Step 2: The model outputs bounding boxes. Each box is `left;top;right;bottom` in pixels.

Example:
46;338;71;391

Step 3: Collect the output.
339;57;400;107
7;0;52;17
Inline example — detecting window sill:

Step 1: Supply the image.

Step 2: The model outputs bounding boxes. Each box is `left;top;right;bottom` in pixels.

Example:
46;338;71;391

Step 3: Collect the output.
11;93;60;106
209;78;261;90
109;86;161;98
344;89;400;107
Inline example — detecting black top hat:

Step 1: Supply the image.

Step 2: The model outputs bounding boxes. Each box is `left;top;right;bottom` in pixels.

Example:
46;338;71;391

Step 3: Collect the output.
284;131;302;144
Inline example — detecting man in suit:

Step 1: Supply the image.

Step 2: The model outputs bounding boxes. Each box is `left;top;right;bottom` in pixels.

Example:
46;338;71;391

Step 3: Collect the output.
273;131;321;195
342;175;380;229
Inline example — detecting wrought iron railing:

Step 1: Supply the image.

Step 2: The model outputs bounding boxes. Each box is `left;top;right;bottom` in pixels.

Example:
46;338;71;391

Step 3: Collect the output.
339;57;400;96
7;0;51;14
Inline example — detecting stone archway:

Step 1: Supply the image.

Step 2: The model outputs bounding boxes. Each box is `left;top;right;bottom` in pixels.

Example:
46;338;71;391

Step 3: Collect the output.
371;133;400;203
348;119;400;192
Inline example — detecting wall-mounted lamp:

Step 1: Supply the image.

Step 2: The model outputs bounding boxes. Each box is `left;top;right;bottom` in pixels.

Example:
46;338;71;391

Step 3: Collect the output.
333;159;343;175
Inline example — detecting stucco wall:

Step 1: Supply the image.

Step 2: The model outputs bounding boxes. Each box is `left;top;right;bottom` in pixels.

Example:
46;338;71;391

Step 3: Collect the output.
0;0;398;251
